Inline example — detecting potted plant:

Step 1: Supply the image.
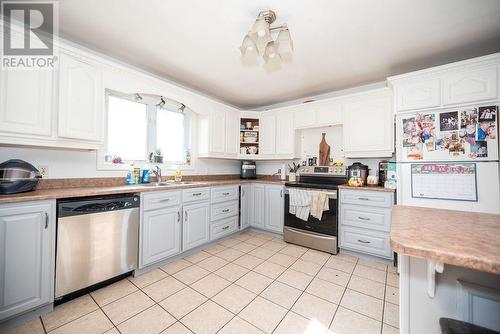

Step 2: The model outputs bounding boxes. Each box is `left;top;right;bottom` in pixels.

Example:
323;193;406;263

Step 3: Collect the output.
288;162;300;182
149;149;163;164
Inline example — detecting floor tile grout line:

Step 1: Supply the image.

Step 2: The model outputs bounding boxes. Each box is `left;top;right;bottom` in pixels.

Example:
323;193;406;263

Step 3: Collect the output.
40;232;395;334
333;258;399;325
41;295;107;333
380;269;389;334
270;251;334;333
39;316;48;334
88;292;122;334
327;257;359;330
36;230;267;334
211;242;304;333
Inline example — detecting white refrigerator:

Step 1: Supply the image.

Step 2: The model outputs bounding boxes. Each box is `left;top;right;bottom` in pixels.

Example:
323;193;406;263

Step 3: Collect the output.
395;105;499;214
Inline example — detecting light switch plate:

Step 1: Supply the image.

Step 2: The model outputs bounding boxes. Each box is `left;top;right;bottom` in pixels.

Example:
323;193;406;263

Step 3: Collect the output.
38;165;49;178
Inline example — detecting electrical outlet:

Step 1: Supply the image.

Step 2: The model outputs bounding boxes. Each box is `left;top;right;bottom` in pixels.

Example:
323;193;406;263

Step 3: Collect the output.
38;165;49;178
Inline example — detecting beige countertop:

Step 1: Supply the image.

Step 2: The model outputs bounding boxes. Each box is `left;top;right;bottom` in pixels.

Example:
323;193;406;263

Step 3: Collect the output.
0;178;287;204
391;205;500;275
337;184;395;192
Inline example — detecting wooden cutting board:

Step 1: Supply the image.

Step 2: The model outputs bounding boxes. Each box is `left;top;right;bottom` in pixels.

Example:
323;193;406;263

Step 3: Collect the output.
319;133;330;166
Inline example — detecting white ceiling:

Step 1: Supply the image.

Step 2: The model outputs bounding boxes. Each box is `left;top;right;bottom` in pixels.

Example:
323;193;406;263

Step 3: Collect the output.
58;0;500;109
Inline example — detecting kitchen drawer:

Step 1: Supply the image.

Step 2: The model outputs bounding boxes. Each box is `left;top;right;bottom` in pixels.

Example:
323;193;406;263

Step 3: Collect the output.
142;190;181;211
211;186;239;204
211;216;238;241
211;200;239;221
340;226;392;259
183;187;210;203
340;189;393;208
340;204;391;232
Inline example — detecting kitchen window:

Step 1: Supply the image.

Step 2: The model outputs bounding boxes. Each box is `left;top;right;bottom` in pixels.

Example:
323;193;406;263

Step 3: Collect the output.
101;90;192;169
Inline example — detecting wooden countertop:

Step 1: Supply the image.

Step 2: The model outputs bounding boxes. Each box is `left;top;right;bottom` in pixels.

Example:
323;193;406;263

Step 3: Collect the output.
337;184;395;192
0;179;287;204
390;205;500;275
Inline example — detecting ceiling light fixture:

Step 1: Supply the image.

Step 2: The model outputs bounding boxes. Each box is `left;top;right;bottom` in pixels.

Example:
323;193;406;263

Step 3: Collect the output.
240;10;293;65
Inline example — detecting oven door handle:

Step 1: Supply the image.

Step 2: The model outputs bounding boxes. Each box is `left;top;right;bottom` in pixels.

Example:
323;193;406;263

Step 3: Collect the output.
283;226;336;240
284;188;337;199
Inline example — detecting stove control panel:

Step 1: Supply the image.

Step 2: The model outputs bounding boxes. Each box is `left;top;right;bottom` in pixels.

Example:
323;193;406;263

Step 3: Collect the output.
298;166;346;176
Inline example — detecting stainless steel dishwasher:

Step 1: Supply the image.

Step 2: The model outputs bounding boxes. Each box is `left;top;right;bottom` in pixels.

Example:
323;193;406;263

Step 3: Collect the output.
55;193;140;299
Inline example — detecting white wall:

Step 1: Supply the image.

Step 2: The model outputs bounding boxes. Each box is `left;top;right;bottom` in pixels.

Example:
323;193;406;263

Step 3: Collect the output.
256;126;391;175
0;146;240;178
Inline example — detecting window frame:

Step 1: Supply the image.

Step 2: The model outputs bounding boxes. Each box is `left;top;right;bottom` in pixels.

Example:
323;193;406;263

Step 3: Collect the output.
97;89;194;171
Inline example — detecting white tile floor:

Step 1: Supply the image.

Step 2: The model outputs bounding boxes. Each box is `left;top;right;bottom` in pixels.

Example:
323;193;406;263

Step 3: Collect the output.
7;229;400;334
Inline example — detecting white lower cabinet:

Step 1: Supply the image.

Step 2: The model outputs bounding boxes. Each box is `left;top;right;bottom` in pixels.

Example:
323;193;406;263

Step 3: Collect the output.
339;189;394;259
247;184;284;234
210;186;240;241
141;206;181;267
211;216;239;240
0;200;55;321
183;201;210;251
250;184;265;228
240;185;252;230
264;185;284;233
140;191;182;268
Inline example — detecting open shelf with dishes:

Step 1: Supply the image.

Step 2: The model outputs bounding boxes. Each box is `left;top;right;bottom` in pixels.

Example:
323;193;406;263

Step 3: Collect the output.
240;117;259;156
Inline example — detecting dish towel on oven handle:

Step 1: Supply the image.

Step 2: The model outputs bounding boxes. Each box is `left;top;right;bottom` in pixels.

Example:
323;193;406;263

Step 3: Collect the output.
288;188;311;221
310;192;329;221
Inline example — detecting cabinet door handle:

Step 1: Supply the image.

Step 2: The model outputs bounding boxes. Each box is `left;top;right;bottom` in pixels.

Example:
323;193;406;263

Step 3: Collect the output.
222;192;230;196
222;209;230;213
44;212;49;229
184;211;188;221
193;193;202;196
358;216;370;221
177;211;180;222
222;226;229;230
357;239;371;244
358;197;369;201
242;189;245;196
159;198;170;202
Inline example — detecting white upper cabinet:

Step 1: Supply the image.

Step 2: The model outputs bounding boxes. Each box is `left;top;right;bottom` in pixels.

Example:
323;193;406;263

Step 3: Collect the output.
294;106;317;129
342;88;394;158
275;111;295;155
198;108;234;158
225;110;239;156
0;69;53;137
259;113;276;155
58;51;103;142
394;78;441;112
315;100;342;126
209;109;226;153
389;53;500;113
442;67;498;105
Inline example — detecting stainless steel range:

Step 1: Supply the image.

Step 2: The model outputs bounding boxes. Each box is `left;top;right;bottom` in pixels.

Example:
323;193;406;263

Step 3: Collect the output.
284;166;347;254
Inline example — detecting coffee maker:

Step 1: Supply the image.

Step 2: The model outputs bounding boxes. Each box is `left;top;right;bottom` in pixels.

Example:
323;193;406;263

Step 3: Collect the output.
240;161;256;179
378;161;389;186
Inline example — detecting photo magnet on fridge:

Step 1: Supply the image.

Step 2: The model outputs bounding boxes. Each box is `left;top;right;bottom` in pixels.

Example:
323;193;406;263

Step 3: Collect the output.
459;108;477;142
477;105;497;141
470;141;488;158
439;111;459;131
402;117;417;147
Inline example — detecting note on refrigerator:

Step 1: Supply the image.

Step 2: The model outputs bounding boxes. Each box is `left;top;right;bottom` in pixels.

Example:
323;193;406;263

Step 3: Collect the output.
411;163;477;201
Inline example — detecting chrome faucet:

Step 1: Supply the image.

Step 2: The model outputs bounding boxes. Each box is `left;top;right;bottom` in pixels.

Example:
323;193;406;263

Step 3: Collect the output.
152;166;161;184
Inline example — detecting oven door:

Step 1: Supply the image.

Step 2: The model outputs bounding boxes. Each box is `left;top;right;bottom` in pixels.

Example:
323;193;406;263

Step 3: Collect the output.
284;191;338;237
